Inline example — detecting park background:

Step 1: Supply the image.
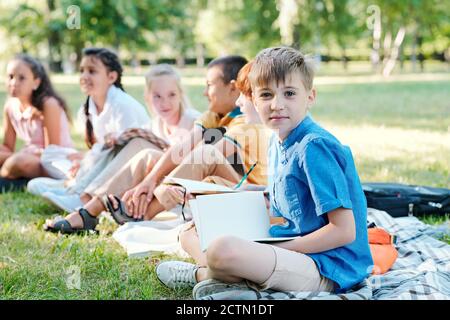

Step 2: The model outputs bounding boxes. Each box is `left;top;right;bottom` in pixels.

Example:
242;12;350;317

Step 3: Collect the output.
0;0;449;299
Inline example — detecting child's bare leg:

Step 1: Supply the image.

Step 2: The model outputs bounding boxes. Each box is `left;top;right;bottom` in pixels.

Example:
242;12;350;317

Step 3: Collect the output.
80;193;92;204
196;236;276;285
83;196;105;217
107;193;165;221
45;193;93;229
46;196;106;229
179;223;207;266
0;146;12;167
0;152;45;179
142;197;165;220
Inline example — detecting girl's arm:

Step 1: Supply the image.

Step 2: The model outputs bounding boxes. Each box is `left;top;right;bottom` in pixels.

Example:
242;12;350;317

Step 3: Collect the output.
275;207;356;254
42;97;64;146
2;105;16;152
121;125;204;214
0;106;16;165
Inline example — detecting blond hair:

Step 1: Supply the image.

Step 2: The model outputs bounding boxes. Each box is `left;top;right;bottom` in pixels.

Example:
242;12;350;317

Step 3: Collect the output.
144;64;192;115
249;47;315;91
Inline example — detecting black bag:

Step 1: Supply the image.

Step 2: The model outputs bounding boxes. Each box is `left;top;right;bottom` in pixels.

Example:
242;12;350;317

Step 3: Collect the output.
362;182;450;217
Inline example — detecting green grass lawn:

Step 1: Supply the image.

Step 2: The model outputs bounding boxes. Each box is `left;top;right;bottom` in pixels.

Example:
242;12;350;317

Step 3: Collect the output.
0;64;449;299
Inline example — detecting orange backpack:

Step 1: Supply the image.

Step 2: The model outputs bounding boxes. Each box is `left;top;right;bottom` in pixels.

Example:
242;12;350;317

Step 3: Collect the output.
368;227;398;275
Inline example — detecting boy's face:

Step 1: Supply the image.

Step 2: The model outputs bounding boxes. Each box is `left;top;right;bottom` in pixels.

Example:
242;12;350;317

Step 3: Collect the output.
204;65;239;116
252;72;316;141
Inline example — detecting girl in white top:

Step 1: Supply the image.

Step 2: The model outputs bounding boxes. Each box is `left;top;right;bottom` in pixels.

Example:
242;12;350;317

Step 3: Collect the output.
28;48;149;194
71;47;149;174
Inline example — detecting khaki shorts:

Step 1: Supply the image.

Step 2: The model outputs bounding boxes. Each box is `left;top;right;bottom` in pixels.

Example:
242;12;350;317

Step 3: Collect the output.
249;245;335;293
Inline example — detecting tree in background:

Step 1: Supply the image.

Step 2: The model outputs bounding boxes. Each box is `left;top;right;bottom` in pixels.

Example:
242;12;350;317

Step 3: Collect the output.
328;0;363;70
364;0;448;75
0;2;47;54
59;0;168;66
1;0;194;70
0;0;448;74
195;0;279;58
156;0;208;67
276;0;364;69
406;0;449;72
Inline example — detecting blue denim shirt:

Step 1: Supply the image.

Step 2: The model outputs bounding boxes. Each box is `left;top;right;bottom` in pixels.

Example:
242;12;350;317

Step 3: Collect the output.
267;115;373;292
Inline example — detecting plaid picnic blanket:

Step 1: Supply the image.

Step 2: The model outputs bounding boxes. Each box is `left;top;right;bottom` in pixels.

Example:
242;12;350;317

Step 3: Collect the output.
198;208;450;300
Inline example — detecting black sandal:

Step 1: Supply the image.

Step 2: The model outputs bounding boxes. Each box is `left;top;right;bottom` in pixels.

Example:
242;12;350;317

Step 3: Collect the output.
103;195;143;225
44;208;99;234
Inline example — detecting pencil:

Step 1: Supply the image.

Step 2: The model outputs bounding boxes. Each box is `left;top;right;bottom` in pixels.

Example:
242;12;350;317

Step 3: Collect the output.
234;161;258;189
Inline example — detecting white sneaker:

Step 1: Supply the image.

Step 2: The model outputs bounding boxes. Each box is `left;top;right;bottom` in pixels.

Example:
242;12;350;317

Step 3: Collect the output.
27;178;67;196
42;192;83;213
156;261;198;289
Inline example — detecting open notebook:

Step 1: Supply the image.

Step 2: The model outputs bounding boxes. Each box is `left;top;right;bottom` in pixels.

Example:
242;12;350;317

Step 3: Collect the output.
163;177;239;195
189;191;296;251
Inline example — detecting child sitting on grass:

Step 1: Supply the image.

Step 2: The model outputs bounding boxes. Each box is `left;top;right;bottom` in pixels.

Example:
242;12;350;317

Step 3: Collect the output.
0;54;73;192
156;46;373;297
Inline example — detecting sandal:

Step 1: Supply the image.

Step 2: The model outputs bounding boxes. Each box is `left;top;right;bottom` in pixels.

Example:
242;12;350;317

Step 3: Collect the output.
44;208;99;234
102;195;143;225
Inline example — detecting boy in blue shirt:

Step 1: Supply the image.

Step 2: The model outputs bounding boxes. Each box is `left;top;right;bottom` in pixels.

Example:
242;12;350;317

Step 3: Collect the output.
157;47;373;295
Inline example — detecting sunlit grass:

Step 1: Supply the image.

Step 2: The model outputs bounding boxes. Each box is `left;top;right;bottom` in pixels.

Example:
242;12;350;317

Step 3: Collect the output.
326;124;450;187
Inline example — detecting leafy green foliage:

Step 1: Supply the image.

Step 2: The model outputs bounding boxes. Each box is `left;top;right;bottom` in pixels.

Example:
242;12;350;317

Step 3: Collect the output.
0;0;449;66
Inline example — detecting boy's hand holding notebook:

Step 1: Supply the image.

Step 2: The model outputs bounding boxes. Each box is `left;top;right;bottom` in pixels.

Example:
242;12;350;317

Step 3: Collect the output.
188;191;296;251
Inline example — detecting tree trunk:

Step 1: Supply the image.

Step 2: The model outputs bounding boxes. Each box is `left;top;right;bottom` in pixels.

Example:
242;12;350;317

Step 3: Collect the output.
367;5;381;73
196;43;205;67
382;27;406;77
292;27;301;50
74;40;83;68
176;55;186;68
411;28;418;72
46;0;63;72
314;33;322;69
382;31;392;66
48;34;63;73
341;47;348;71
130;53;139;73
278;0;299;46
445;47;450;72
417;35;424;72
399;45;404;71
113;37;120;53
